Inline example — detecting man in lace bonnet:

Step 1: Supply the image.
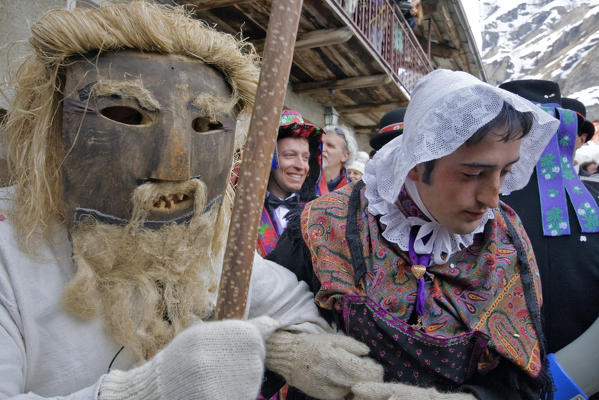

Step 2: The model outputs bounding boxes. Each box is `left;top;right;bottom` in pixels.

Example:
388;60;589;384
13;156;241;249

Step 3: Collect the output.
268;69;563;399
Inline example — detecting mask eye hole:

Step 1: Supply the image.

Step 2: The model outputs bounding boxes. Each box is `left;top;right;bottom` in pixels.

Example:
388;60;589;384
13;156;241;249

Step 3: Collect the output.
192;117;223;133
100;106;150;126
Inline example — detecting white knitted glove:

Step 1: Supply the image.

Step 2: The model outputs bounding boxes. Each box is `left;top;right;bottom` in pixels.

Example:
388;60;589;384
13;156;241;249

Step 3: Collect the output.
98;316;278;400
351;382;477;400
265;331;384;400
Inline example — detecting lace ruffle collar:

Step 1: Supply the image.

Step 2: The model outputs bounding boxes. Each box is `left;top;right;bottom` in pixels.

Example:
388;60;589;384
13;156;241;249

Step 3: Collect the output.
373;179;494;265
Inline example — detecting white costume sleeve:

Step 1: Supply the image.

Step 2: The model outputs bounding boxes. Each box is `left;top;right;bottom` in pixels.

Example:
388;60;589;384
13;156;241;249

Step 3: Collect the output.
0;270;100;400
245;252;331;334
0;230;328;399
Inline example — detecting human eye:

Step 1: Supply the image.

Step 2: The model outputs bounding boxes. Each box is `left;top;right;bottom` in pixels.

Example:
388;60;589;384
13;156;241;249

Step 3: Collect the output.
500;167;513;177
462;171;481;179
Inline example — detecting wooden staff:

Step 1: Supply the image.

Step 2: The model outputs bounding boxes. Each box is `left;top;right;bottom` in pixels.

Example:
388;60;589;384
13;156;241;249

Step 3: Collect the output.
215;0;304;319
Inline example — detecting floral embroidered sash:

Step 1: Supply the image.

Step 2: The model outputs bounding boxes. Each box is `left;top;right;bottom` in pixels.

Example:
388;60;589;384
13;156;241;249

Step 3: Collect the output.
536;105;599;235
256;207;280;257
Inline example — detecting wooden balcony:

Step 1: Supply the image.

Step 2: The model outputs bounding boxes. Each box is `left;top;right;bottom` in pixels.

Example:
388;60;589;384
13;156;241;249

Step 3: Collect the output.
170;0;484;134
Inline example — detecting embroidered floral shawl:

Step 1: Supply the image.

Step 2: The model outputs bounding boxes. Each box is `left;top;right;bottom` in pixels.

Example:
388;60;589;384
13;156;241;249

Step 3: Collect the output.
301;183;544;378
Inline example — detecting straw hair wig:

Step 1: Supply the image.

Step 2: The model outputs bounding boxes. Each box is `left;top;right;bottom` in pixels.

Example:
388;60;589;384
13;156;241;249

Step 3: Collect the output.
2;1;260;254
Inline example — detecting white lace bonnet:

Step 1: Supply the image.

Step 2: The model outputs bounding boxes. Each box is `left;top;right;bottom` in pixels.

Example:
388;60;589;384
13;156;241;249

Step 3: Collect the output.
364;68;560;214
362;69;560;264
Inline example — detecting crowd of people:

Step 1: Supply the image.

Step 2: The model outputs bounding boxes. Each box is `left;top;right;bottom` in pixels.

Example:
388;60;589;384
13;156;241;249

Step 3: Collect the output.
0;2;597;400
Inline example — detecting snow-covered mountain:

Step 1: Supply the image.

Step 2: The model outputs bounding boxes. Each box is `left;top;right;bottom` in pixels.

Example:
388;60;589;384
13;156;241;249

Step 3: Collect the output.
481;0;599;120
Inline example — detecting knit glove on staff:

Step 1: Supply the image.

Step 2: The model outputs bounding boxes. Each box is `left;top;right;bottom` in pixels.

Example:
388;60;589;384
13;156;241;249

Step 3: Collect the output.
266;331;384;400
351;382;477;400
98;316;278;400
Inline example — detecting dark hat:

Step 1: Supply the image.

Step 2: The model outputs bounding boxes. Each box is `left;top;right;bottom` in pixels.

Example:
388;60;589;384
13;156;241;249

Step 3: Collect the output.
370;107;406;151
562;97;595;139
498;79;561;106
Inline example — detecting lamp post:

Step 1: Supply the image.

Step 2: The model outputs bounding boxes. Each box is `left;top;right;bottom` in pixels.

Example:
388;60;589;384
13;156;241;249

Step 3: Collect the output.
324;105;339;126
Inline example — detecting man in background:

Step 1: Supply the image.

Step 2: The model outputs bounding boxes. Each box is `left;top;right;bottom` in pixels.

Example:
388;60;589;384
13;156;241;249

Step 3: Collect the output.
317;124;357;194
258;109;322;257
369;107;406;156
270;69;560;399
499;80;599;399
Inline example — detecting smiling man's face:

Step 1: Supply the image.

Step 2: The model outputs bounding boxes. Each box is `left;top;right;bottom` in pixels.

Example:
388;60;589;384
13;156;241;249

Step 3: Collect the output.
61;50;237;228
408;126;522;234
268;136;310;199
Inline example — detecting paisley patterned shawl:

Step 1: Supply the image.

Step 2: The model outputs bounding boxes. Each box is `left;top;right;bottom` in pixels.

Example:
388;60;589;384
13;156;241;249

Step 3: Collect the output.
300;183;544;378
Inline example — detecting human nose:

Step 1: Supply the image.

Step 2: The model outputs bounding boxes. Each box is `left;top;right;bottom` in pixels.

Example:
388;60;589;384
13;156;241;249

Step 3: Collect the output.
150;118;190;181
292;155;309;170
476;173;500;209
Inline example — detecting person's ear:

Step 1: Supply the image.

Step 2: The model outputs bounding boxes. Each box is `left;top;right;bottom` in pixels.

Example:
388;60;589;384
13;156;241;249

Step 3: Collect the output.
407;164;422;182
341;151;350;164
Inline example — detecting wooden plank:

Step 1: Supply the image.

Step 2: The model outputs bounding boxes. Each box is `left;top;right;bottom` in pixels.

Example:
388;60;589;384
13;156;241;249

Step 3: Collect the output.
323;39;374;77
300;0;342;30
438;0;470;72
353;125;378;132
291;47;337;81
293;74;391;94
296;27;353;49
416;38;459;58
254;27;353;52
423;17;444;44
336;101;404;114
421;0;438;15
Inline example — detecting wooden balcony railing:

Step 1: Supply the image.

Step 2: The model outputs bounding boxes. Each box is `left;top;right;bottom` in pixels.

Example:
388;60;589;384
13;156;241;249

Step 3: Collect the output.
330;0;433;93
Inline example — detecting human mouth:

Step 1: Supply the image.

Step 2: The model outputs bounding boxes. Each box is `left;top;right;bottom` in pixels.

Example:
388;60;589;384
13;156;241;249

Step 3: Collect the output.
463;210;486;221
286;172;305;182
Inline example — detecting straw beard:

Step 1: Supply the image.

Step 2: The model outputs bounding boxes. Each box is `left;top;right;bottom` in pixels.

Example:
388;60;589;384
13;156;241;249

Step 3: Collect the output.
61;179;228;362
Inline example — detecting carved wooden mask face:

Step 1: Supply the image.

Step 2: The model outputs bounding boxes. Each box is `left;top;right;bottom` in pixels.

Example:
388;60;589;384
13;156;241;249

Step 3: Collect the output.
61;51;237;228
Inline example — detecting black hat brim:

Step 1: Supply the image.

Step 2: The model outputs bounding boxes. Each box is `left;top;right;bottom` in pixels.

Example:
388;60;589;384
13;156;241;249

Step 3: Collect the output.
583;120;595;136
370;129;403;151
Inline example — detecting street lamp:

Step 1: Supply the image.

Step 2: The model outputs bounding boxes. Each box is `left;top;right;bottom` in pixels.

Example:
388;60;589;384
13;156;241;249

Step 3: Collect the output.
324;105;339;126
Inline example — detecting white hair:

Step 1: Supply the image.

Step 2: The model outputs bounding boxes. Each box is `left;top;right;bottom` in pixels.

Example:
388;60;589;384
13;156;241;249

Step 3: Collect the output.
324;123;358;166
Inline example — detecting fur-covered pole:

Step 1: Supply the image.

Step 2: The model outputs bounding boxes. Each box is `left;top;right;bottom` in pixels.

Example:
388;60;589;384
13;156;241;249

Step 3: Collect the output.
215;0;304;319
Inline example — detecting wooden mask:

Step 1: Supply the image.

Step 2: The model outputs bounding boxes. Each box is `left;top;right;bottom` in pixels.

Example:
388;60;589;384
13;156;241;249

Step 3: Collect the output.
61;51;237;228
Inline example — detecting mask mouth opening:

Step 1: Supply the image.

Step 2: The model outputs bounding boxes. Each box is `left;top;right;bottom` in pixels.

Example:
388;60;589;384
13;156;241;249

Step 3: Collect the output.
143;184;198;222
151;193;193;211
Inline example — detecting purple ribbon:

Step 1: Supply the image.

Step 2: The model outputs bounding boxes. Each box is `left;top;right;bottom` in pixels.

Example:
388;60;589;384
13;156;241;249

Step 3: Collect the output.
408;227;432;317
536;105;599;236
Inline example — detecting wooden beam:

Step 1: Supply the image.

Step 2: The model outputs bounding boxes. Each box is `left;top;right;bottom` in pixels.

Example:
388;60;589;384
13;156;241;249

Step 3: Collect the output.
293;74;391;94
421;0;438;15
438;0;470;72
182;0;253;11
353;125;378;133
425;17;444;44
336;102;405;114
416;38;458;58
295;27;353;49
254;27;353;53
